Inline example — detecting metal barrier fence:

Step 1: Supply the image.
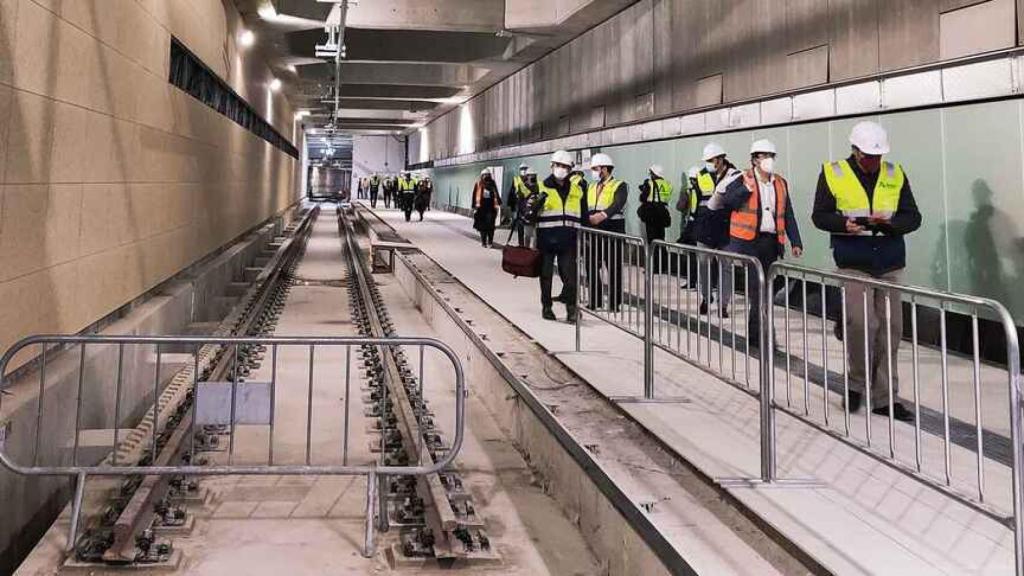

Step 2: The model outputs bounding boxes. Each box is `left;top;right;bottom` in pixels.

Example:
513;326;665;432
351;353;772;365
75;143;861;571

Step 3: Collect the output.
574;228;1024;573
767;263;1024;573
0;334;466;558
575;227;772;478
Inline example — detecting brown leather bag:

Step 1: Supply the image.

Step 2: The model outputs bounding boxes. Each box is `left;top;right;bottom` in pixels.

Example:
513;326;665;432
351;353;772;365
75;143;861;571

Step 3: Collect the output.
501;217;541;277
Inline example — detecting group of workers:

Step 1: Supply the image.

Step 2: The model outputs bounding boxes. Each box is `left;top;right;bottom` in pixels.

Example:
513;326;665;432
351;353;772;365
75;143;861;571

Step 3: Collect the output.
498;120;918;422
358;172;433;222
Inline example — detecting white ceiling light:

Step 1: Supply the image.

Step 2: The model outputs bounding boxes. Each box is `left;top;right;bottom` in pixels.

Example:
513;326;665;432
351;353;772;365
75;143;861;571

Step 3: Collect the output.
270;78;282;91
257;2;278;20
239;29;255;47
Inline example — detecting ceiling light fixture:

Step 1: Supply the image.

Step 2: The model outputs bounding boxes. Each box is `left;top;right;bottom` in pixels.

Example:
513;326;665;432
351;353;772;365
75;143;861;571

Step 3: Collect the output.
257;3;278;20
239;29;255;47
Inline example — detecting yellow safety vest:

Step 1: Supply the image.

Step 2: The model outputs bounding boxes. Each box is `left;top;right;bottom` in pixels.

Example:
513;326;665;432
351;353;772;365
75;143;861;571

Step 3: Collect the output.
822;159;904;234
587;178;624;220
399;178;416;192
650;178;672;204
513;175;532;198
697;172;715;197
537;179;584;229
687;181;698;213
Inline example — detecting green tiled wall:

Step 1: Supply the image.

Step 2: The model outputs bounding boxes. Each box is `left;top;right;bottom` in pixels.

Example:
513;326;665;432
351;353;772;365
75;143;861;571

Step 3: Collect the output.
427;100;1024;322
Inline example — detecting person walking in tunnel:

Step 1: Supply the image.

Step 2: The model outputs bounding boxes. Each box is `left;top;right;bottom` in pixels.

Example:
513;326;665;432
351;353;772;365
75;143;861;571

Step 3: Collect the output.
639;164;673;273
675;166;701;288
812;121;921;423
583;153;628;312
538;150;587;322
382;174;396;208
710;139;803;349
369;173;381;208
506;163;530;226
696;143;740;316
399;171;418;222
415;176;433;221
508;166;540;248
472;168;500;247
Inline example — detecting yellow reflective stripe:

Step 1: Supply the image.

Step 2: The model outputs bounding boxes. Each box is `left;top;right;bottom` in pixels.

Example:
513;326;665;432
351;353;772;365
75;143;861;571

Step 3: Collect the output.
587;179;621;210
823;159;904;220
653;179;672;203
538;181;583;225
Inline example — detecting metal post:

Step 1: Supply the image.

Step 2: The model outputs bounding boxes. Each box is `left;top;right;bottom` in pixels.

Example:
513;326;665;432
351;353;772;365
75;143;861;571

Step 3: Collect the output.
643;239;655;400
66;471;87;552
760;261;775;482
363;470;377;558
576;234;582;352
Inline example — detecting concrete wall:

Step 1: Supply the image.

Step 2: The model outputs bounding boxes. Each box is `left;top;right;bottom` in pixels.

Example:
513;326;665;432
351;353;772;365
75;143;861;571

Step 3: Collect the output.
415;0;1024;161
0;0;298;367
352;134;406;180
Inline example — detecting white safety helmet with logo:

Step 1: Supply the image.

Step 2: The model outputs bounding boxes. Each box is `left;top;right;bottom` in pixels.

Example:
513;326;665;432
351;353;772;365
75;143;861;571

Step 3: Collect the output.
849;121;890;155
550;149;574;167
649;164;666;178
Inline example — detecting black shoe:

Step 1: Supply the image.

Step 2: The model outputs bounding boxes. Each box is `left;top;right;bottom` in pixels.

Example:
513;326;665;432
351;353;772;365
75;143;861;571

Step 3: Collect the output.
565;307;578;323
721;307;729;319
873;402;915;422
846;390;863;413
542;307;556;321
553;293;566;303
834;322;844;341
699;301;709;315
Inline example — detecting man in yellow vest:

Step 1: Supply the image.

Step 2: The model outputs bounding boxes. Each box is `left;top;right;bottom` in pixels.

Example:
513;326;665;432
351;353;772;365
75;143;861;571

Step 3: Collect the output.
506;163;533;246
711;139;803;350
639;164;673;274
369;173;381;208
583;153;628;312
812;121;921;422
398;171;417;222
537;150;589;322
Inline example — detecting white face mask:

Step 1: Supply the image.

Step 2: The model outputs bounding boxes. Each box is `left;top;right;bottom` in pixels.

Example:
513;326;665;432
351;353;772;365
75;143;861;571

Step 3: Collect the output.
758;157;775;174
552;166;569;180
705;162;717;173
591;170;602;181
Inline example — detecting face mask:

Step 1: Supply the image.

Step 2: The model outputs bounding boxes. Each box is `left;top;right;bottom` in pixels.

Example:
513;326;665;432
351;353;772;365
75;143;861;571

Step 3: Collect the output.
705;162;717;173
858;154;881;174
758;157;775;174
553;167;569;180
591;170;602;181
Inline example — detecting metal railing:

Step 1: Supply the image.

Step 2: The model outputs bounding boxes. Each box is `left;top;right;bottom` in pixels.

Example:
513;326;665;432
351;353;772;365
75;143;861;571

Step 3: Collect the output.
574;227;773;478
574;228;1024;573
0;334;466;559
767;263;1024;573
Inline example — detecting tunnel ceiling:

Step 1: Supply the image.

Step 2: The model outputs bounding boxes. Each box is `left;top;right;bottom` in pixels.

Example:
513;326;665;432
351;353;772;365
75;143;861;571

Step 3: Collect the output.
232;0;640;136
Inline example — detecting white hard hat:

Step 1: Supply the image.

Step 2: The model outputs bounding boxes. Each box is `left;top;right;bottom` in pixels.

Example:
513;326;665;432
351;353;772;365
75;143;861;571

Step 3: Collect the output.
649;164;666;178
525;167;537;175
590;153;614;168
750;139;776;155
702;142;726;161
849;121;890;155
481;168;492;176
519;163;529;170
550;149;574;166
687;165;701;179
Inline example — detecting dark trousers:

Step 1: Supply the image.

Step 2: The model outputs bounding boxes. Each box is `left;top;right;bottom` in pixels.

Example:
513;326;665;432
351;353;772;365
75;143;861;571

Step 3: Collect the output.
540;243;577;309
480;229;494;246
369;188;379;208
646;224;668;273
736;234;781;346
585;234;622;310
401;193;415;221
383;190;393;208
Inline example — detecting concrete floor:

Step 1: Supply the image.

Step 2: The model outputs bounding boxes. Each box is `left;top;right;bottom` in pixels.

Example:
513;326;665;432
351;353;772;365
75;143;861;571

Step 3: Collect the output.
366;204;1016;576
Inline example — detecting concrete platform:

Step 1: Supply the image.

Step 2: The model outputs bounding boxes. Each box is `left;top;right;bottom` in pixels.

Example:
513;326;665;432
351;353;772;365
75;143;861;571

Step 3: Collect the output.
364;203;1017;575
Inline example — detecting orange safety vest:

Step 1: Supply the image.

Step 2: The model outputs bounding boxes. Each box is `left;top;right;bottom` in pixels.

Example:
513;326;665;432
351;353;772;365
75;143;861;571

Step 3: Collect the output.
473;182;497;208
729;169;787;244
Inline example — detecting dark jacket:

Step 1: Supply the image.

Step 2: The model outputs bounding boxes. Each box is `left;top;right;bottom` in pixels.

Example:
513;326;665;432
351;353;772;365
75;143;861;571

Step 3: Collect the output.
586;179;628;233
718;171;803;257
536;174;590;250
811;155;921;276
696;162;739;247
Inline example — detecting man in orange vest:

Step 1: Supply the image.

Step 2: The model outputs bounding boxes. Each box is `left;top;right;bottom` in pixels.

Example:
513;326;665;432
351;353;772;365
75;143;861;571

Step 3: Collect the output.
710;139;803;350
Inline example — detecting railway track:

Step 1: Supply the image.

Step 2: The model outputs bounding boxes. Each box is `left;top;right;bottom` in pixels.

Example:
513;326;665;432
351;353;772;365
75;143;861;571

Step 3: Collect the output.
338;206;495;565
61;202;493;569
